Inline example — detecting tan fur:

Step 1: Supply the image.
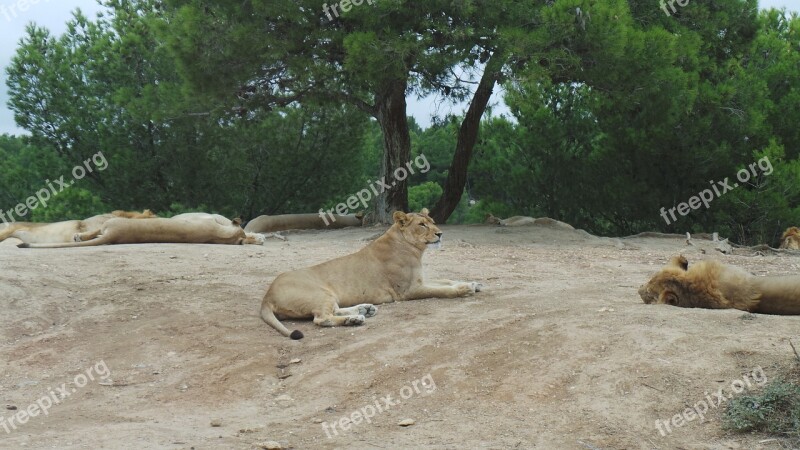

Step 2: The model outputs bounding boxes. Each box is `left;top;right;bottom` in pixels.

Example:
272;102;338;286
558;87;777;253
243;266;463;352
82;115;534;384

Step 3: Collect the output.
171;212;265;244
244;212;363;233
485;214;574;230
639;255;800;315
18;216;254;248
1;210;156;244
260;208;483;339
779;227;800;250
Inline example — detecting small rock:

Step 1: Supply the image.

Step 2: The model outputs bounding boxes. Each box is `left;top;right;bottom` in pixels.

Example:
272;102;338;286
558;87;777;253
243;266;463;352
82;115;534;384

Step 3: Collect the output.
258;442;283;450
398;418;415;427
169;256;177;259
312;418;323;423
290;358;301;364
210;420;223;427
6;405;17;411
178;384;189;391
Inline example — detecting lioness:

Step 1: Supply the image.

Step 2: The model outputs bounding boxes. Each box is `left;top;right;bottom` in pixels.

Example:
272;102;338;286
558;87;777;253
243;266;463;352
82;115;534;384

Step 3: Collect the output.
779;227;800;250
639;255;800;315
260;208;483;339
1;209;156;244
244;212;363;233
171;212;266;244
485;213;574;230
18;216;261;248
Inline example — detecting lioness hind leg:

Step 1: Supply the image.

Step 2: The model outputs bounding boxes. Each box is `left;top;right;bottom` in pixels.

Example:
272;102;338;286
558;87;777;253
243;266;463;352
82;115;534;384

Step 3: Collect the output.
335;304;377;318
311;299;367;327
74;229;102;242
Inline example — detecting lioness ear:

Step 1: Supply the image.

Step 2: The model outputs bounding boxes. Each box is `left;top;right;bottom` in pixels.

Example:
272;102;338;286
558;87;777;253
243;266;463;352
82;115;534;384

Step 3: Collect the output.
659;290;679;306
232;217;243;227
420;208;430;216
355;211;365;220
393;211;410;225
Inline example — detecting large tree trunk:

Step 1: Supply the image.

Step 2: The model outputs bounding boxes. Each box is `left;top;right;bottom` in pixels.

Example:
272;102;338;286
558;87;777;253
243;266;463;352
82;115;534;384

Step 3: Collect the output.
431;54;504;223
374;79;412;223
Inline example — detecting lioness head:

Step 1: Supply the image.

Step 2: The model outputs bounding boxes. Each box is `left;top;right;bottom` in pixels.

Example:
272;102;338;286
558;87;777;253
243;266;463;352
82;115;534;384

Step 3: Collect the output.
780;227;800;249
392;208;442;250
638;255;688;306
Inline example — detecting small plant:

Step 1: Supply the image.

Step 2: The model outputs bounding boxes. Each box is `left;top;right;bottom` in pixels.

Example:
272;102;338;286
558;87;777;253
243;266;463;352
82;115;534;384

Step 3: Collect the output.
723;377;800;437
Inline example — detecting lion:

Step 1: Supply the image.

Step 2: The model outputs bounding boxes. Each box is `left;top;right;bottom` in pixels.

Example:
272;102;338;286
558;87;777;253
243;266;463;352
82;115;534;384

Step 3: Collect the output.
18;215;262;248
1;209;156;244
260;208;483;339
779;227;800;250
244;212;364;233
485;213;574;230
171;212;267;244
639;255;800;315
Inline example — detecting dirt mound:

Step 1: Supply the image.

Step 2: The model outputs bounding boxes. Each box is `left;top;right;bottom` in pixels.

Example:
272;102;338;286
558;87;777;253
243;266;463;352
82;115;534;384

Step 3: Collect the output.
1;225;797;449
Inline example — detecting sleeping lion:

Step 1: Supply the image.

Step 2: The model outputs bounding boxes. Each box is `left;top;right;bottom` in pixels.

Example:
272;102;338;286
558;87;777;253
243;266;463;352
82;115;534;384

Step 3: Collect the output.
1;209;156;244
639;255;800;315
260;208;483;339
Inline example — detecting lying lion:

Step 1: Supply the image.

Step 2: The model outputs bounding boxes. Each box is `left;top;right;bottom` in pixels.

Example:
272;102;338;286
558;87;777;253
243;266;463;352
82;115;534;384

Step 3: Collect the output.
639;255;800;315
1;209;156;244
244;212;363;233
171;212;268;244
260;208;483;339
485;213;574;230
18;215;263;248
779;227;800;250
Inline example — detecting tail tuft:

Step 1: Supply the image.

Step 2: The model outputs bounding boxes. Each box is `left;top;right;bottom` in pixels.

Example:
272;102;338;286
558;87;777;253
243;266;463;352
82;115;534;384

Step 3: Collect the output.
290;330;304;340
17;243;30;249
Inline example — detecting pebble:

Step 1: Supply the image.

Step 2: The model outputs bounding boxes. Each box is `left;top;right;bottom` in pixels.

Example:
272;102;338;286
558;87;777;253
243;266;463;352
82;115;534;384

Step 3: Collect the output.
290;358;301;364
258;442;283;450
210;420;223;427
398;418;415;427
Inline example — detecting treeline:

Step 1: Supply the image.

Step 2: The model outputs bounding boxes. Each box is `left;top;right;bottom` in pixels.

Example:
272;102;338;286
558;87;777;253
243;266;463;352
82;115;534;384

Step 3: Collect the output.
3;1;800;244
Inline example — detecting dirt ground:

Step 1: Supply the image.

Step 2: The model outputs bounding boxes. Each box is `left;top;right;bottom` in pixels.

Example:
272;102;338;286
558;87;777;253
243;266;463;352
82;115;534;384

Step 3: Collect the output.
1;223;798;450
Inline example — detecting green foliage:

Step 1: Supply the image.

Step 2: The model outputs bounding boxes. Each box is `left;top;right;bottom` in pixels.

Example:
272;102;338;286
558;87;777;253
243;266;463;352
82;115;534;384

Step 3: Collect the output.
27;188;107;223
724;378;800;437
409;182;443;213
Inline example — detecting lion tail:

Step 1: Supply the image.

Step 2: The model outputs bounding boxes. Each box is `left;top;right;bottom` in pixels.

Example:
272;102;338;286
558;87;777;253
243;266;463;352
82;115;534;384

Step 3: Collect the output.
260;303;303;340
17;233;110;249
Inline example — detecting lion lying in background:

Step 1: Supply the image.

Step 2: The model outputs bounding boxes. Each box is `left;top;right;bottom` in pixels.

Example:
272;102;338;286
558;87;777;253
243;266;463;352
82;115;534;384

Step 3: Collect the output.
18;214;263;248
1;209;156;244
779;227;800;250
244;212;363;233
485;214;574;230
260;208;482;339
639;255;800;315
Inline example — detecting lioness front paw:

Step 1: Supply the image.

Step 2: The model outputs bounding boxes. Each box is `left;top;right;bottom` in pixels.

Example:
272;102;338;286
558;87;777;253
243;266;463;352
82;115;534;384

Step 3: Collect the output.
359;304;377;317
471;282;483;293
344;315;366;326
72;233;82;242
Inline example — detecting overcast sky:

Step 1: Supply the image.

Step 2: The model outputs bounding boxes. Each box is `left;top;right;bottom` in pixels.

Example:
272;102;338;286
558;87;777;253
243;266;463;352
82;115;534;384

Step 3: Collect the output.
1;0;798;135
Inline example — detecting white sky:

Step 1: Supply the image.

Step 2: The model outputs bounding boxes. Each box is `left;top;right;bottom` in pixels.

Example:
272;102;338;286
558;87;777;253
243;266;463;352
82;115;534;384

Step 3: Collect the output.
0;0;798;135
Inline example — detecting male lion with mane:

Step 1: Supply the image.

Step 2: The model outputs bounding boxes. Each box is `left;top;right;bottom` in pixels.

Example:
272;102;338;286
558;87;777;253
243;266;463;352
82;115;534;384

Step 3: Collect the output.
260;208;483;339
779;227;800;250
639;255;800;315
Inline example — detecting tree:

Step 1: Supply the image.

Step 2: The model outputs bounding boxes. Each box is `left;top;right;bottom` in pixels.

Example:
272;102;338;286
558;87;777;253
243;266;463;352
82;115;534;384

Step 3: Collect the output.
164;0;627;222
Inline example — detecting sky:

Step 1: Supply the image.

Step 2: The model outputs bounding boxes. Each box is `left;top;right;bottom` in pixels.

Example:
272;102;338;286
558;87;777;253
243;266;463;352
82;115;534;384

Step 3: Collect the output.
0;0;798;135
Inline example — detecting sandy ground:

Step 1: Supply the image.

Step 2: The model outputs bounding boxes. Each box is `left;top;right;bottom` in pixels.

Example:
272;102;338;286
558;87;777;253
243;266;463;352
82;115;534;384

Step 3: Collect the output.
1;224;799;450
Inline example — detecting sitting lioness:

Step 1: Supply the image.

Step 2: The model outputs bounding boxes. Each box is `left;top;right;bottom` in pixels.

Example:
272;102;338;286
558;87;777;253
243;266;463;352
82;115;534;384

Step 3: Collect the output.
779;227;800;250
639;255;800;315
260;208;483;339
1;209;156;244
18;216;262;248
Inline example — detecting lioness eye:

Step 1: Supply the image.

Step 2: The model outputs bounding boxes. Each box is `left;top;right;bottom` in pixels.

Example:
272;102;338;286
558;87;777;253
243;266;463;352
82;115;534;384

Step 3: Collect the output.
420;223;427;228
